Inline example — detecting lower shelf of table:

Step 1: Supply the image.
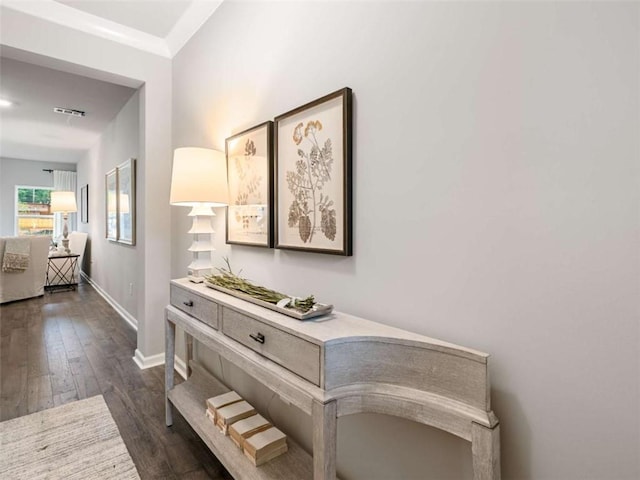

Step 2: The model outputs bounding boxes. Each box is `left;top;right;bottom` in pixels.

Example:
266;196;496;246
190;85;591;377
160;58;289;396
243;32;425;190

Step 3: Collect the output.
45;283;77;292
167;362;315;480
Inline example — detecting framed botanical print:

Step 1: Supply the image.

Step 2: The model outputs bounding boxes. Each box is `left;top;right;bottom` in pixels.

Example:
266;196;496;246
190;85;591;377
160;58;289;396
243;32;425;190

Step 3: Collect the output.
225;121;274;247
105;168;118;241
274;87;353;255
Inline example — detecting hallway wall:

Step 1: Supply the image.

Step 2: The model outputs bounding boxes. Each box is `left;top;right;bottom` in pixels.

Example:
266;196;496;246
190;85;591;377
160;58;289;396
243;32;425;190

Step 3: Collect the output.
172;2;640;479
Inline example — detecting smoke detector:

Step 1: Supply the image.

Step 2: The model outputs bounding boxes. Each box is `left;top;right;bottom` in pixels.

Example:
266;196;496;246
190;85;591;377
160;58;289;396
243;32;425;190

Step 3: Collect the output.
53;107;85;117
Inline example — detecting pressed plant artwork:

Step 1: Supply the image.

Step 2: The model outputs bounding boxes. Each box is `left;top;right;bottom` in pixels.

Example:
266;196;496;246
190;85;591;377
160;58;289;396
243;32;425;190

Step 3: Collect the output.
234;139;262;228
286;119;337;243
275;88;352;255
225;122;273;247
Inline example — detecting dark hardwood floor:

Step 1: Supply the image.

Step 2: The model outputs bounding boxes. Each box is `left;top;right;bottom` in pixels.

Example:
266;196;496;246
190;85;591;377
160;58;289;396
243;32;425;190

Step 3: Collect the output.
0;283;232;480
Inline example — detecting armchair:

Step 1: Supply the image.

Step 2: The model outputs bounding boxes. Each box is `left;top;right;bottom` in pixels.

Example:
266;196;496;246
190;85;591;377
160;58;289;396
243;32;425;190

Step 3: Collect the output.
0;236;50;303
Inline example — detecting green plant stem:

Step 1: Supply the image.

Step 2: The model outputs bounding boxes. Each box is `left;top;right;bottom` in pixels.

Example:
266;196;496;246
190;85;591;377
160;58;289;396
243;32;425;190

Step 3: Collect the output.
205;259;316;313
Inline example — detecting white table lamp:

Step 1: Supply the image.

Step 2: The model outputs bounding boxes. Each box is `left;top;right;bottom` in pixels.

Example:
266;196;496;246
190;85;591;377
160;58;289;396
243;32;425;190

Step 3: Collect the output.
50;191;77;254
170;147;229;282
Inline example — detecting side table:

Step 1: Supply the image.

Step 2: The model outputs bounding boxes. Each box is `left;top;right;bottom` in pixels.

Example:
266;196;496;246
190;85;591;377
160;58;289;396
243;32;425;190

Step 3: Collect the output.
46;253;80;292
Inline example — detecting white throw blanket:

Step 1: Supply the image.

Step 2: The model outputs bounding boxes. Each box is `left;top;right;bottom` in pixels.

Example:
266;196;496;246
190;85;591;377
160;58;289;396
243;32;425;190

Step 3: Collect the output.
2;237;31;272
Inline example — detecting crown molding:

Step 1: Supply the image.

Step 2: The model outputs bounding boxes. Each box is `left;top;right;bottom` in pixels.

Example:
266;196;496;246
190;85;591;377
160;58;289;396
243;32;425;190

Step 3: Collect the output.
166;1;223;57
1;0;222;59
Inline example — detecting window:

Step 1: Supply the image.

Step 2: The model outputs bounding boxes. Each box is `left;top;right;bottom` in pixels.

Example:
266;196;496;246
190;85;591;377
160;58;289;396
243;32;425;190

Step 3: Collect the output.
16;186;54;236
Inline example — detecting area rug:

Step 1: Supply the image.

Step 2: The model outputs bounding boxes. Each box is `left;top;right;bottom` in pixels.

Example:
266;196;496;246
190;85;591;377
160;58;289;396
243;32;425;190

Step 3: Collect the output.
0;395;140;479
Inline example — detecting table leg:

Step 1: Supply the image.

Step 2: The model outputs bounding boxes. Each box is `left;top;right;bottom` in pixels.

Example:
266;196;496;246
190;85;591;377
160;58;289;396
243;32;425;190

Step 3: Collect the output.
165;316;176;427
472;422;501;480
184;332;193;378
312;399;337;480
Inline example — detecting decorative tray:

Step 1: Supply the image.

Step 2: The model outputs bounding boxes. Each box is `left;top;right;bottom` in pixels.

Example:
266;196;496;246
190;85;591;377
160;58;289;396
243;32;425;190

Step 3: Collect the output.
204;281;334;321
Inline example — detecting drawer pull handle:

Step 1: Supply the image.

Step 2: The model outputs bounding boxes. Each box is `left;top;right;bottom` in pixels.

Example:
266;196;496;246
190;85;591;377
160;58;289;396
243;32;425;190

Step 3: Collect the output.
249;333;265;344
183;300;194;307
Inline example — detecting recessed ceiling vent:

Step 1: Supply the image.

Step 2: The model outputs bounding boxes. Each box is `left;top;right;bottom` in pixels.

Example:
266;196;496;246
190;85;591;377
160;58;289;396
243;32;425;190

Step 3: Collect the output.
53;107;85;117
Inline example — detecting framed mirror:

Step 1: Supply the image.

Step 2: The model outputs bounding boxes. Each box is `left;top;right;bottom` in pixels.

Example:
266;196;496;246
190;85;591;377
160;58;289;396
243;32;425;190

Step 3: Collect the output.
105;158;136;245
105;168;118;241
117;158;136;245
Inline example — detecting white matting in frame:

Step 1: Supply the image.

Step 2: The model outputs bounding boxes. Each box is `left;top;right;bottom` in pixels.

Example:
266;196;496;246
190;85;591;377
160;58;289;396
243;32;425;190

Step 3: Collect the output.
226;121;273;247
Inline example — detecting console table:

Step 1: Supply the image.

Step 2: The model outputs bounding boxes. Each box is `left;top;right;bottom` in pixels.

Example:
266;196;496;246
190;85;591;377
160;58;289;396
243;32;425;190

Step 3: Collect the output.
165;278;500;480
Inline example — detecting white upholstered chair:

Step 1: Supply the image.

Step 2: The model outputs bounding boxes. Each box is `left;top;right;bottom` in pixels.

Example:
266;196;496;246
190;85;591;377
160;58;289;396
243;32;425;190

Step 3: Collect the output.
0;236;50;303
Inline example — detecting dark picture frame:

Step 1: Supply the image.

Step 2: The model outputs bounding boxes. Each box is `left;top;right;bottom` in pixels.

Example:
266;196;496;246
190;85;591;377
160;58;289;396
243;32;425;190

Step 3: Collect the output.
225;121;274;247
274;87;353;255
80;184;89;223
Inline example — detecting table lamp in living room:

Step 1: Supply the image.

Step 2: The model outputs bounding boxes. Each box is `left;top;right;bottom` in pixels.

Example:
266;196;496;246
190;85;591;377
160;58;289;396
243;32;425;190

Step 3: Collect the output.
50;191;77;254
170;147;229;283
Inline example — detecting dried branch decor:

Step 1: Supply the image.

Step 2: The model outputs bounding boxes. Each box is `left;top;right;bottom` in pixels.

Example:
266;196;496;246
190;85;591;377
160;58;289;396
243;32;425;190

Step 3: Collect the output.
205;259;316;313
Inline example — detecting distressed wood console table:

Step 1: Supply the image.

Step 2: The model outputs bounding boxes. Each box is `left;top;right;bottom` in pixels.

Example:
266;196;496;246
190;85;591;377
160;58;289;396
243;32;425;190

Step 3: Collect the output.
165;278;500;480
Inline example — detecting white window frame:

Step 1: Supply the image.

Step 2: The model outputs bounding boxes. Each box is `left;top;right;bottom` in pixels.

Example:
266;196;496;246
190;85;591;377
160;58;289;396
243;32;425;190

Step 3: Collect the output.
15;185;54;236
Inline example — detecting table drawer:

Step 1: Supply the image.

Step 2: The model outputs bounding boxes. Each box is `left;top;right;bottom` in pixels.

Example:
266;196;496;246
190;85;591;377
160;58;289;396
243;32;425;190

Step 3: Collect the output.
170;284;219;329
222;307;320;386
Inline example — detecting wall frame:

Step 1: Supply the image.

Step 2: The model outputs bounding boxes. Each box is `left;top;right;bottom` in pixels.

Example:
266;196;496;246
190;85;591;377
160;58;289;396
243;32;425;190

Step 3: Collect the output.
274;87;353;255
117;158;136;245
80;184;89;224
225;121;274;247
105;169;118;241
105;158;136;245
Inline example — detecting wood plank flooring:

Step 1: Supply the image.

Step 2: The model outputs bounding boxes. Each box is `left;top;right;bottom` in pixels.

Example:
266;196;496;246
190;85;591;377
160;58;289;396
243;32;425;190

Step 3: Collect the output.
0;283;232;480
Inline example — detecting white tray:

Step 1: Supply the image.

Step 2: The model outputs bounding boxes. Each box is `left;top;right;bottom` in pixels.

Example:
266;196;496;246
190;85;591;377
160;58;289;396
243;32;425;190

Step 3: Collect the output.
204;281;333;321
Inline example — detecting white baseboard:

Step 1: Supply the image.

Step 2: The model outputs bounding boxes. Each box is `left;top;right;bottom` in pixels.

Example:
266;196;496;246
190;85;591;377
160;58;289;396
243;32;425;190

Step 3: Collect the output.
133;349;165;369
175;355;188;380
82;273;188;377
132;349;188;378
81;272;138;331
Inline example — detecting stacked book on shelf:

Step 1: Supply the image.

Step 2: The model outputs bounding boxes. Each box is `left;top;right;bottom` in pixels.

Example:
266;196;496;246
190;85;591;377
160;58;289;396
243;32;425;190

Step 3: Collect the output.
229;414;271;449
242;424;288;466
205;391;288;466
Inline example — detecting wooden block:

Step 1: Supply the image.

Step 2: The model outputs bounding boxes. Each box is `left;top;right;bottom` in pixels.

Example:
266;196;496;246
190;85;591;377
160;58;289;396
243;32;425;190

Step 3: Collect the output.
205;408;215;425
215;400;256;435
229;414;271;449
244;426;288;466
206;390;242;411
206;390;242;423
244;442;288;466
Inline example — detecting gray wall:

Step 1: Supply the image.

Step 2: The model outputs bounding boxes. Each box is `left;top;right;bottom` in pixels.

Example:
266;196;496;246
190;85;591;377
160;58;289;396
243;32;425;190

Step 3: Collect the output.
76;91;140;321
0;157;75;236
172;2;639;479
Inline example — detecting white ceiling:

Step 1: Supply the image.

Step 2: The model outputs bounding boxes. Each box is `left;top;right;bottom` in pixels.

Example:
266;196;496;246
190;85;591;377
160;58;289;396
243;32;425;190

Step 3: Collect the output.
2;0;223;58
0;57;136;163
0;0;222;164
56;0;193;38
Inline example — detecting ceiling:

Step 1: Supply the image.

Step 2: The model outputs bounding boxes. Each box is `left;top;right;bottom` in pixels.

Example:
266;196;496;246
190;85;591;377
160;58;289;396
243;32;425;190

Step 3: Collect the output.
0;57;137;163
56;0;193;38
0;0;222;164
